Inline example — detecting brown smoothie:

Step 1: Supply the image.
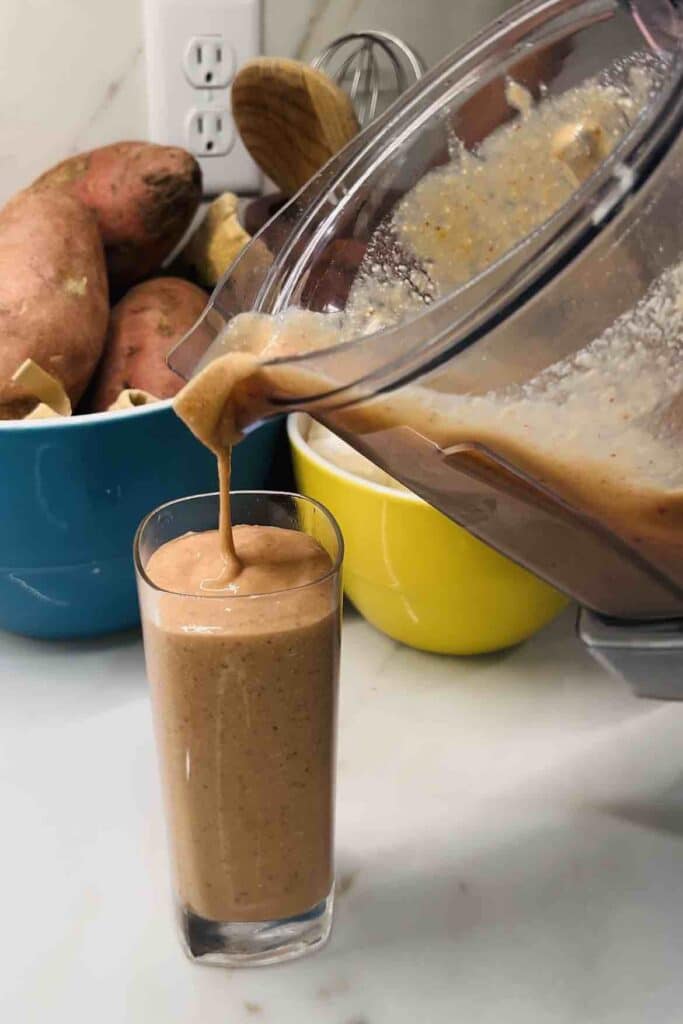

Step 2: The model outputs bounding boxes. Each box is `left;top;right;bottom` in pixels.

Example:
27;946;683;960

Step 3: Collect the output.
142;525;339;923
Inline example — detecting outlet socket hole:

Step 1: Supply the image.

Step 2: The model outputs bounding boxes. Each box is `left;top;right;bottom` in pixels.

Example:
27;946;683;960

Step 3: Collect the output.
206;140;214;152
205;71;213;83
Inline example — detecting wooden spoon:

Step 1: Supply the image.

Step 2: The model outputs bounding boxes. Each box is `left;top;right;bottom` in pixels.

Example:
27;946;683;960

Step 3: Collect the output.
232;57;359;196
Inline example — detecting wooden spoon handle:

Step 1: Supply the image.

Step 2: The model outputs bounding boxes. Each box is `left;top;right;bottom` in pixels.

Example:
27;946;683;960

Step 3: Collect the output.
232;57;359;196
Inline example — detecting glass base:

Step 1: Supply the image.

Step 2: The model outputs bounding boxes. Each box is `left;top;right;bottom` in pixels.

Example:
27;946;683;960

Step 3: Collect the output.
178;888;334;967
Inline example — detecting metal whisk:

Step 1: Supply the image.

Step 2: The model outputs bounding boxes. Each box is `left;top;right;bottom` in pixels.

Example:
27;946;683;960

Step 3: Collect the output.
312;30;426;127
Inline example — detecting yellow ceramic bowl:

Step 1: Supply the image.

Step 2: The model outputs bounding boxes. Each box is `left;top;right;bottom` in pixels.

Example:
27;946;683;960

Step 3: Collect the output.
288;414;568;655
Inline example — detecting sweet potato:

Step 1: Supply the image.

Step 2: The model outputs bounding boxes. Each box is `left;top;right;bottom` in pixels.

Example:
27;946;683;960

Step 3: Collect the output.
0;189;109;419
32;142;202;291
86;277;209;412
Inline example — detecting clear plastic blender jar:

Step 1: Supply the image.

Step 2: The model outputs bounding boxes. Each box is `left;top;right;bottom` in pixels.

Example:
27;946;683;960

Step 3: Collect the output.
171;0;683;695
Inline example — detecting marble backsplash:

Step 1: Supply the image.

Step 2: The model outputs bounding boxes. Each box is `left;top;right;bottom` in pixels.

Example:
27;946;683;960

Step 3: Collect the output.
0;0;514;202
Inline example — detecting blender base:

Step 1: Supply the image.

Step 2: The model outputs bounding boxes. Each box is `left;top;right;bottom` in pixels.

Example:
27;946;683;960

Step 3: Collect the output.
578;610;683;701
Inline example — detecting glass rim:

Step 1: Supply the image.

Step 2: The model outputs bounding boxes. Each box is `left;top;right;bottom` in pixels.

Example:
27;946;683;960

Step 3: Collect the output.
133;489;344;600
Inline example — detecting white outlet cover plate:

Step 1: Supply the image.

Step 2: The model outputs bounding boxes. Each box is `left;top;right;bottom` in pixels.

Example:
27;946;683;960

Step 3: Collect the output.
143;0;262;196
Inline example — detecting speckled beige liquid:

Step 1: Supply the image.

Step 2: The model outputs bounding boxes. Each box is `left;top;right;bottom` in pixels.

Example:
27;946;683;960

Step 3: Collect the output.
142;523;339;924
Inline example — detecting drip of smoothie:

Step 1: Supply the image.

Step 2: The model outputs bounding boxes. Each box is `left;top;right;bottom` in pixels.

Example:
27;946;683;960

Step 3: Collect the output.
172;350;268;589
200;448;241;590
172;350;260;589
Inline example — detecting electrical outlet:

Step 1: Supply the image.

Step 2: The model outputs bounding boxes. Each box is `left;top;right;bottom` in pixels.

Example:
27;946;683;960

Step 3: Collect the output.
143;0;262;196
186;108;234;157
184;36;234;89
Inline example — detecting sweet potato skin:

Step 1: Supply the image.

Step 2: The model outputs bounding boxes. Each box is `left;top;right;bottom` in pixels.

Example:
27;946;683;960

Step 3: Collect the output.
0;189;109;419
33;142;202;290
86;277;209;412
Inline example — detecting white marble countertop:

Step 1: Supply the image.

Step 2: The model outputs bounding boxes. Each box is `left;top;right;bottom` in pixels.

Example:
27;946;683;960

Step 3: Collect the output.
2;607;683;1023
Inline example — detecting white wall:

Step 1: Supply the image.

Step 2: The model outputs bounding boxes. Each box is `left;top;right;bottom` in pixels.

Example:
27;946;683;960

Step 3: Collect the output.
0;0;512;202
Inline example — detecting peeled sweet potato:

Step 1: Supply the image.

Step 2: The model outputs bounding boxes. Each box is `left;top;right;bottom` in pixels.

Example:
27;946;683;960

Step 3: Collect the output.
0;189;109;420
32;142;202;291
175;192;251;288
86;277;209;412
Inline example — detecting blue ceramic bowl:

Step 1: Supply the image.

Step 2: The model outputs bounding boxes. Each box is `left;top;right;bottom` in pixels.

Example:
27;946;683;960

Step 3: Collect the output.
0;402;281;639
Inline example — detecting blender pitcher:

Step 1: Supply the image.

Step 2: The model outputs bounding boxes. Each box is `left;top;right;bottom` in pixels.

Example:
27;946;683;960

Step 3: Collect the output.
170;0;683;698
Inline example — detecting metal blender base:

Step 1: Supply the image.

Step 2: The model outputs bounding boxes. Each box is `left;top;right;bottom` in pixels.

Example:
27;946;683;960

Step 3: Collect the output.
578;610;683;701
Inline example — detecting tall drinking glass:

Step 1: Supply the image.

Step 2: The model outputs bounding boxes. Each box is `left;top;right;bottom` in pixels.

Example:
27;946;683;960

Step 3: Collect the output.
134;491;343;966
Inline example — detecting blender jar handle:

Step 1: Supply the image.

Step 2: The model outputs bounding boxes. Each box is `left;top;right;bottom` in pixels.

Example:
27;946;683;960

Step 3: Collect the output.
628;0;683;55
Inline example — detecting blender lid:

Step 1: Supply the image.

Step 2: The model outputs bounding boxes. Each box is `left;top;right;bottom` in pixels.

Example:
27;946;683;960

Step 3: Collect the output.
170;0;683;402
